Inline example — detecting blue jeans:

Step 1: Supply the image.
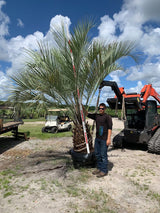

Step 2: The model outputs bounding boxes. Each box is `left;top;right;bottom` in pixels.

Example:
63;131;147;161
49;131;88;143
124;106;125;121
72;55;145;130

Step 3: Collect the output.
94;138;108;173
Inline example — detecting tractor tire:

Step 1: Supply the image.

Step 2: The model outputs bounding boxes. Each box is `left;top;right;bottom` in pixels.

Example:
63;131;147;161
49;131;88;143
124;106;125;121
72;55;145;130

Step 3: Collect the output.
42;127;47;133
113;131;124;148
51;127;58;134
148;129;160;154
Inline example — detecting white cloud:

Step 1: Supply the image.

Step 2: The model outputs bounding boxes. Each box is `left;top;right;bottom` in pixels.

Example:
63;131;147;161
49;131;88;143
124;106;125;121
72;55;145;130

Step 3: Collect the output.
140;28;160;56
5;16;71;78
50;15;71;31
125;0;160;22
109;70;126;86
96;0;160;99
97;15;117;42
5;31;44;76
0;37;9;61
0;0;9;37
0;71;11;100
99;86;115;104
17;18;24;27
127;62;160;84
98;0;160;53
0;11;71;100
44;15;71;47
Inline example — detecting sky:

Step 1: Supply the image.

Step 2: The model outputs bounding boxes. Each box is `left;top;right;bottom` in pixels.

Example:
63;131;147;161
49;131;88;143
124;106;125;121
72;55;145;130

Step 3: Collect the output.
0;0;160;105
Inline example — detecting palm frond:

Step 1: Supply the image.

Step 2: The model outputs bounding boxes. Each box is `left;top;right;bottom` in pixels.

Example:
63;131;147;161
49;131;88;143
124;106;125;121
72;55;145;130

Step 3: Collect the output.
10;19;137;123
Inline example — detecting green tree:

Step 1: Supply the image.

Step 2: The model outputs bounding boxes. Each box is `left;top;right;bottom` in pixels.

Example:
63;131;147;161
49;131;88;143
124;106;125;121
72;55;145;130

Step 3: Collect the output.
10;19;136;153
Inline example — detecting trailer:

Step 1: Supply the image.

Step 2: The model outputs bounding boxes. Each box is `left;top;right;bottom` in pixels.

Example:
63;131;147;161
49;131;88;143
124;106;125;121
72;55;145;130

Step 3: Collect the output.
0;105;25;139
0;120;23;136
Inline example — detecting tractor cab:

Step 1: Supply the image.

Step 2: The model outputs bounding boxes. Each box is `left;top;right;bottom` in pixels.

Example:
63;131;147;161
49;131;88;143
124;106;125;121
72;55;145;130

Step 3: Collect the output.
125;100;159;130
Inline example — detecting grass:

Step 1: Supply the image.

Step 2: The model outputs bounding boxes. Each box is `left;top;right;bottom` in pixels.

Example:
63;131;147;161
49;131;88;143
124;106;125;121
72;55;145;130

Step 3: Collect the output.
66;185;81;197
19;123;72;139
52;180;62;187
3;117;45;123
0;170;16;198
147;191;160;203
72;188;117;213
131;179;160;203
22;118;45;122
3;120;72;139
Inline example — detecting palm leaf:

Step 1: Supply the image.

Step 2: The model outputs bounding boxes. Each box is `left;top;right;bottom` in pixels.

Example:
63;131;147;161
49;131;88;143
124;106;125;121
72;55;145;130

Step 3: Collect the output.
10;19;137;124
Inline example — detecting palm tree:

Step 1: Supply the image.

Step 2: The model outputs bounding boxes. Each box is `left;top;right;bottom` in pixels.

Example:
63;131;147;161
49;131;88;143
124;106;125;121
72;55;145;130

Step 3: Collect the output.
10;19;136;153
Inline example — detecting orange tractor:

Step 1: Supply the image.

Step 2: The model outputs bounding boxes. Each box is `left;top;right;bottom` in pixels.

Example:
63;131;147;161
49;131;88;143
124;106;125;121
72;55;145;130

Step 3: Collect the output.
99;81;160;154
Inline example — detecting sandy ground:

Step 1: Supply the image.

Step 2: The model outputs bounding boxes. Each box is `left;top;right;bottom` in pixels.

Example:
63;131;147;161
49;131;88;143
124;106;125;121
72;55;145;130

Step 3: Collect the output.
0;118;160;213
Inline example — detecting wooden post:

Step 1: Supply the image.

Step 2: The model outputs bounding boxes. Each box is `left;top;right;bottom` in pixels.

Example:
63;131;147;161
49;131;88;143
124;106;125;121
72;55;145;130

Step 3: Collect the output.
14;126;18;138
0;119;3;130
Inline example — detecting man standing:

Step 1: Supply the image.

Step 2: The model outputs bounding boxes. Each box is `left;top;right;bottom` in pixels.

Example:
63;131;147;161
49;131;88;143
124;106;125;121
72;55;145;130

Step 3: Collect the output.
84;103;112;178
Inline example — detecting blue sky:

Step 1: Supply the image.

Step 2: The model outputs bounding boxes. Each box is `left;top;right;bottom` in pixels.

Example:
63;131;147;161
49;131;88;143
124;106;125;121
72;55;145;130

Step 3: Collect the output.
3;0;123;38
0;0;160;104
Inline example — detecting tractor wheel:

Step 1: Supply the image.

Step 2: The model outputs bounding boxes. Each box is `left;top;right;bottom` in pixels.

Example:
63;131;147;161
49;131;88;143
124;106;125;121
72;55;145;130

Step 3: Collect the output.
51;127;58;134
42;127;47;133
148;129;160;154
113;131;124;148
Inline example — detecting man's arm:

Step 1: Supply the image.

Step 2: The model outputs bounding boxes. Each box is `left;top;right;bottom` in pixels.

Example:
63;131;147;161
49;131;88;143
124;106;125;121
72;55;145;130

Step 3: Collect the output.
106;115;113;146
82;105;96;120
106;129;112;146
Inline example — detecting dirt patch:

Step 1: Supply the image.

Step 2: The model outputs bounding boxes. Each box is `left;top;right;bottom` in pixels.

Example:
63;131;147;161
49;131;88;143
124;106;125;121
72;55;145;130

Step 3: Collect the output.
0;118;160;213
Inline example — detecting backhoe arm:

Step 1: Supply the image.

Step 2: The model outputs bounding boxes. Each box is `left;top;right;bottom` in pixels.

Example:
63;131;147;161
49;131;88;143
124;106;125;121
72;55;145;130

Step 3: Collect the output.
141;84;160;104
99;81;124;100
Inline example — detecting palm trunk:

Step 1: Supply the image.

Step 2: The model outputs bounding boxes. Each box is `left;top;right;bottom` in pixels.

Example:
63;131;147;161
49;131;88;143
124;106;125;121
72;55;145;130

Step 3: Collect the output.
72;122;94;153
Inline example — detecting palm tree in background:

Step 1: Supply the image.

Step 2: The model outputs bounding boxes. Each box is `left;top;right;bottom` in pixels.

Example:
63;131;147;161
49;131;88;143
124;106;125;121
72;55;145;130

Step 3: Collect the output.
10;19;136;153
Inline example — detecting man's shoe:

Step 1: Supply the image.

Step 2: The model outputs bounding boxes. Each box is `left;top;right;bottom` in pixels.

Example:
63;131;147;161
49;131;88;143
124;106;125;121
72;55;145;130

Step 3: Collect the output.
92;169;101;175
96;171;108;178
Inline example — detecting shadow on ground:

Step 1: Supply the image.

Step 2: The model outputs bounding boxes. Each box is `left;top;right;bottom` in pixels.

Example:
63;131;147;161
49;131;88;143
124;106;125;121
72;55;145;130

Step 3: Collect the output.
123;142;148;151
0;137;26;154
108;142;148;153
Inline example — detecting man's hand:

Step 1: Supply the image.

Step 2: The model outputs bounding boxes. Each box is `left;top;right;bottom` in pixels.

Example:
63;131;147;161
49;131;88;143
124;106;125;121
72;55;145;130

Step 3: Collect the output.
106;129;112;147
82;105;88;116
106;138;111;146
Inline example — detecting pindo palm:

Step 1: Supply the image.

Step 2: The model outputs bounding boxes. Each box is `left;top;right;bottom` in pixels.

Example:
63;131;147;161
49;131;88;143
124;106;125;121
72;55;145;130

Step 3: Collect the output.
10;19;136;153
